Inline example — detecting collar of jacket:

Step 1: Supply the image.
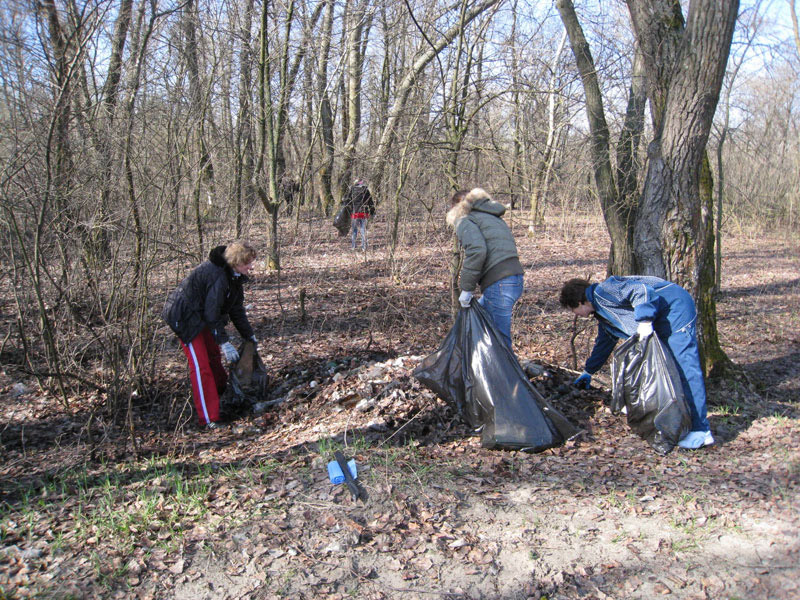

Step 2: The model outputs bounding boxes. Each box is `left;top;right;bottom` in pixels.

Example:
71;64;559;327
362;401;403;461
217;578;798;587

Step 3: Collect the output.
446;187;494;227
585;282;598;305
208;245;249;284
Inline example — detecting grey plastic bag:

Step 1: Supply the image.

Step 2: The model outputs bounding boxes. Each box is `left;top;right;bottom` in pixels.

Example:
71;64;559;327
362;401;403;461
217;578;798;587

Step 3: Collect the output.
333;204;351;236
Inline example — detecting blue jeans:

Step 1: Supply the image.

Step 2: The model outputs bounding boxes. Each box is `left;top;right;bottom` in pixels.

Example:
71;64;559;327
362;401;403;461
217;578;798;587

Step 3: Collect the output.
351;218;367;249
478;273;524;349
654;318;711;432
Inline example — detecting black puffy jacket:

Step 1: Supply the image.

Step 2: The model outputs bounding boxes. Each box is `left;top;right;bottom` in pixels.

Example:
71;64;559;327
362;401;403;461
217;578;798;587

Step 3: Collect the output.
162;246;255;345
344;183;375;216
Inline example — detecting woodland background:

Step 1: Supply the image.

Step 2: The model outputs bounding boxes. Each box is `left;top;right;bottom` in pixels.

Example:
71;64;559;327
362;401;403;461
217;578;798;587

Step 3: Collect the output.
1;0;798;410
0;0;799;598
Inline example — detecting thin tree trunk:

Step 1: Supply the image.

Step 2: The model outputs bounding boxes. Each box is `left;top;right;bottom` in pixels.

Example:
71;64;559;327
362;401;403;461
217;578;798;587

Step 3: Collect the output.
370;0;501;193
316;0;335;213
340;0;373;191
558;0;641;274
93;0;133;259
528;28;568;234
235;0;256;238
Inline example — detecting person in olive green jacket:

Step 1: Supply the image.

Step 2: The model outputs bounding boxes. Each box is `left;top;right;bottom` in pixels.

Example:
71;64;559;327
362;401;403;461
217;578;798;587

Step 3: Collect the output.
446;188;524;348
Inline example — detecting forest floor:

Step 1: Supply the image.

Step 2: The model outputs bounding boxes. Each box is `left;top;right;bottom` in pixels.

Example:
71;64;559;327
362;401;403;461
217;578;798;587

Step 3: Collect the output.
1;214;798;600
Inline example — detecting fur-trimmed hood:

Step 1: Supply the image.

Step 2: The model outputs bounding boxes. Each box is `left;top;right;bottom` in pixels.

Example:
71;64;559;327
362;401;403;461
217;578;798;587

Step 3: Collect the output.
446;188;506;227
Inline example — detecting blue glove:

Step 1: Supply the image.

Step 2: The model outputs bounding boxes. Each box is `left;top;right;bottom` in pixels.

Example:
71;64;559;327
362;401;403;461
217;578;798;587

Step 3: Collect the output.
573;371;592;389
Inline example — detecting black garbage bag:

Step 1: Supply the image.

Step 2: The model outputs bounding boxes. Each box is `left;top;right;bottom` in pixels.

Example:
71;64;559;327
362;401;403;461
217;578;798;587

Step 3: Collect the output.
413;301;580;452
230;340;270;403
333;203;351;236
611;333;691;455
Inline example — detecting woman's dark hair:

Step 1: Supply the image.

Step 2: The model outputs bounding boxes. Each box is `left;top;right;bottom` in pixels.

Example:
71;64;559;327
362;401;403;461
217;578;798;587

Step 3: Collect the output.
559;278;591;309
450;190;468;207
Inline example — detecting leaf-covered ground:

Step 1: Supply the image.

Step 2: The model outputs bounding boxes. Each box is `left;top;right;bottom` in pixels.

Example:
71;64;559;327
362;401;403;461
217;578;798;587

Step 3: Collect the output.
1;215;798;599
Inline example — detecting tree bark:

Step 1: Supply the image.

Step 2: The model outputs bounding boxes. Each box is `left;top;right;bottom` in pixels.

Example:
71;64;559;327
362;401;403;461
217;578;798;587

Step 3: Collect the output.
557;0;643;274
627;0;738;375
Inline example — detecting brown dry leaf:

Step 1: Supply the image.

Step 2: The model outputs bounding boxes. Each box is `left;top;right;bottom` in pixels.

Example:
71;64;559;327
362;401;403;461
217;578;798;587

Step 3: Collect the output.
653;582;672;594
168;559;185;575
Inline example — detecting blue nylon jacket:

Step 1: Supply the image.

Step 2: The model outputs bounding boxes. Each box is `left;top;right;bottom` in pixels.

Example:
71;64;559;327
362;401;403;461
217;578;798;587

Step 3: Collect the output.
584;276;695;374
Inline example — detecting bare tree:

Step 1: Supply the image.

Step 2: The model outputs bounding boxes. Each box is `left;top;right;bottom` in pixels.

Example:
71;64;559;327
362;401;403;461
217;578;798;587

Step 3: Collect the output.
314;0;336;212
712;2;764;291
339;0;373;194
255;0;324;269
234;0;257;237
182;0;216;253
369;0;502;194
626;0;738;375
557;0;645;273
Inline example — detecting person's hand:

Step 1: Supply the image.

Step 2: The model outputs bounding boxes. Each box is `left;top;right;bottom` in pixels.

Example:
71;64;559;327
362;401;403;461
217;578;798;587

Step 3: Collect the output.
220;342;239;363
459;290;474;307
637;321;654;339
250;335;257;344
573;371;592;389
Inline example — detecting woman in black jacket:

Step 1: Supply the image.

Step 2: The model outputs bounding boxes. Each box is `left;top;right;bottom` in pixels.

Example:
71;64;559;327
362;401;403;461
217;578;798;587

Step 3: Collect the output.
163;242;257;428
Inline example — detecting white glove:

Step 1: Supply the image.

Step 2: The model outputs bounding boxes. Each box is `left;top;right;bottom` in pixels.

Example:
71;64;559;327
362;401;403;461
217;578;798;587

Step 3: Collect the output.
636;321;654;339
459;290;474;307
220;341;239;363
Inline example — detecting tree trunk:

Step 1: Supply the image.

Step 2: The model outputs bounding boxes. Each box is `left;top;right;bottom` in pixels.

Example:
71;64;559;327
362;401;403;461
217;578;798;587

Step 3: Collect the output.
315;0;335;213
697;156;730;376
557;0;642;274
340;0;373;192
235;0;256;238
183;0;215;228
255;0;323;269
628;0;738;375
93;0;133;260
608;49;647;274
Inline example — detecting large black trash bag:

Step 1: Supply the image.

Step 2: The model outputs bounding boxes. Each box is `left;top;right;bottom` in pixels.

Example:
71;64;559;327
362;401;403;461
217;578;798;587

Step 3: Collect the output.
230;340;270;403
413;302;580;452
333;203;351;236
611;333;691;455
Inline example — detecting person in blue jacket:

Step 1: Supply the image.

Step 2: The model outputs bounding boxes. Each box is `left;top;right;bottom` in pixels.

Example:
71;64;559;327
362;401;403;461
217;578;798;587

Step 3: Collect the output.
559;276;714;449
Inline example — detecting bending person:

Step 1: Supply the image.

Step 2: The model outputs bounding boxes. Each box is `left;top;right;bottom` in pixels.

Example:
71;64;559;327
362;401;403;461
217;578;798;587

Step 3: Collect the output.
163;242;257;429
559;276;714;449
